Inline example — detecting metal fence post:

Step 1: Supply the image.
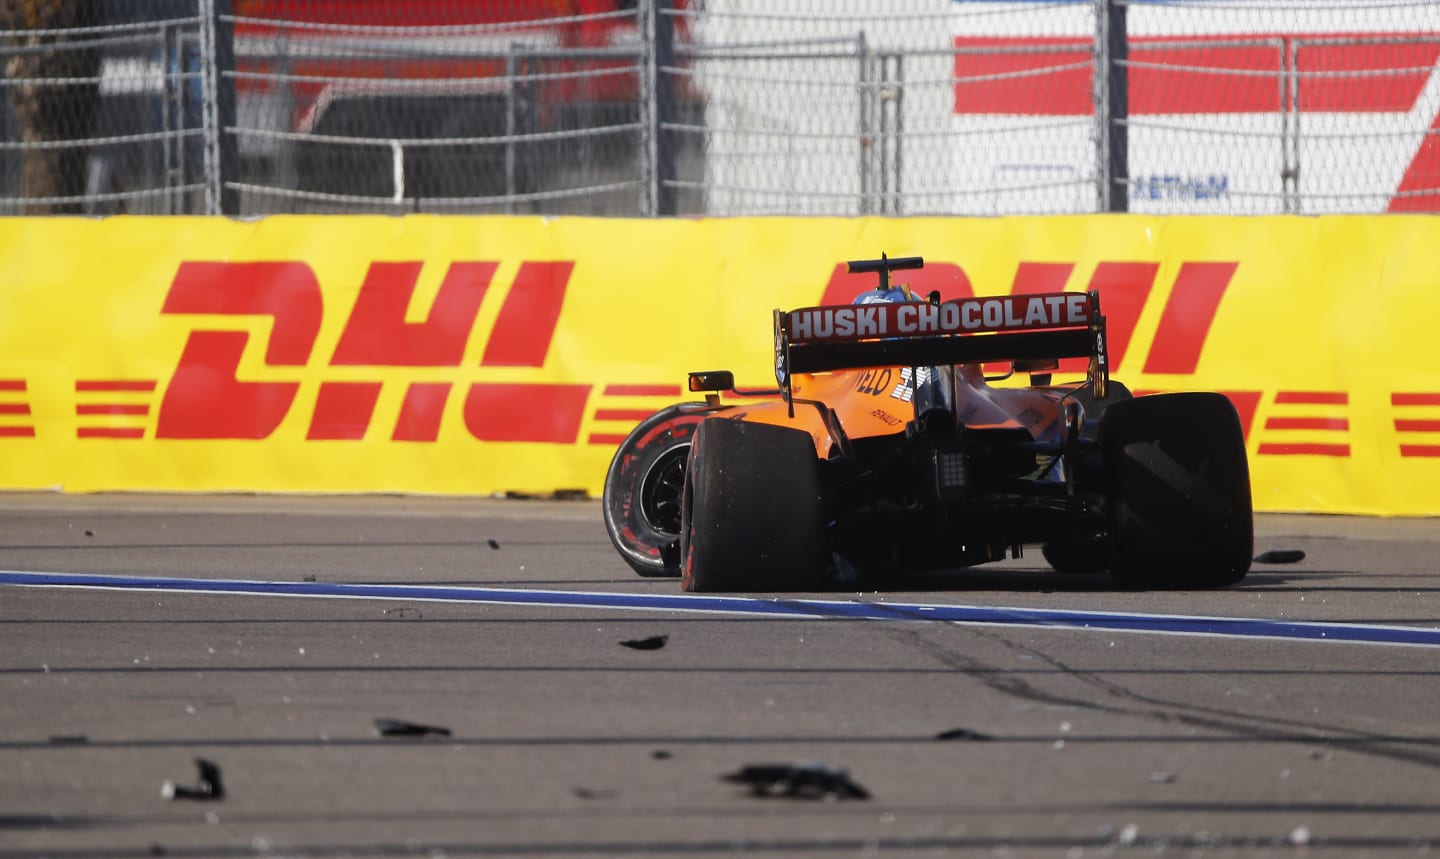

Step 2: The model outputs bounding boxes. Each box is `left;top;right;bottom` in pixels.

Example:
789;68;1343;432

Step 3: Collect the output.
857;33;871;215
880;52;903;215
652;0;678;216
199;0;238;215
1094;0;1128;213
505;50;518;214
640;0;658;216
1283;39;1300;213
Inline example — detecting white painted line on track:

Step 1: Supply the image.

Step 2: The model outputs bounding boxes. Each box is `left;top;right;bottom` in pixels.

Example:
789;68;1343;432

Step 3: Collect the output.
4;570;1439;648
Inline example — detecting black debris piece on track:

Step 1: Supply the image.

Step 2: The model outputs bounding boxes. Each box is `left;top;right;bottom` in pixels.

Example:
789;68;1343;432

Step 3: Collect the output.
373;718;452;738
620;634;669;651
722;763;870;800
1255;549;1307;564
162;758;224;801
935;727;992;741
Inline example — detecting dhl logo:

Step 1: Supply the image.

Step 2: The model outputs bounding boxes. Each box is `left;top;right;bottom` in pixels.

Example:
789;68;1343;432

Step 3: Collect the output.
24;260;682;446
153;260;588;443
0;254;1432;460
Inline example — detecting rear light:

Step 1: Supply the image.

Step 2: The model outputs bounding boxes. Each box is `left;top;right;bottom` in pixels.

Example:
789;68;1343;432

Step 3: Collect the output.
931;448;968;502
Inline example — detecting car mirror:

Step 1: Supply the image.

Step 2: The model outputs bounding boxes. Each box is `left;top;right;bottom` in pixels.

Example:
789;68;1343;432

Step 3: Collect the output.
689;370;735;392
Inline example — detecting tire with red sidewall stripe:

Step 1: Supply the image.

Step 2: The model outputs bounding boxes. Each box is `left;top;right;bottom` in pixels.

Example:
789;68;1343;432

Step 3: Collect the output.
603;403;721;577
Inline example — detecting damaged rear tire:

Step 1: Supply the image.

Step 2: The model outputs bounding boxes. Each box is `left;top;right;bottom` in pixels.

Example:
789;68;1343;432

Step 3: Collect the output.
603;403;718;577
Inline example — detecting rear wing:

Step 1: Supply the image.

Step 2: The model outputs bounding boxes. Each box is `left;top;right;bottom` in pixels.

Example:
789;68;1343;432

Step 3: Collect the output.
774;291;1109;402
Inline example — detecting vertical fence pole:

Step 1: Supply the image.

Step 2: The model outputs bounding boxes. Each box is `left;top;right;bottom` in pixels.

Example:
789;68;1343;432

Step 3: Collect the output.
214;0;239;215
857;33;871;215
1283;39;1300;213
199;0;238;215
162;22;178;214
884;53;904;215
505;51;518;214
640;0;658;216
198;0;220;214
1094;0;1128;212
653;0;678;216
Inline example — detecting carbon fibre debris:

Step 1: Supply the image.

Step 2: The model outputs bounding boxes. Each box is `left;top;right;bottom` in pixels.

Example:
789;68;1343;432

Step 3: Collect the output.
373;718;452;738
620;634;669;650
935;727;992;741
1255;549;1307;564
723;763;870;800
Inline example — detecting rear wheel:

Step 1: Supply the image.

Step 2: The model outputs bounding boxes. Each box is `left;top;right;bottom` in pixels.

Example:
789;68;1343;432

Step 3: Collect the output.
680;419;828;593
602;404;717;577
1101;393;1253;589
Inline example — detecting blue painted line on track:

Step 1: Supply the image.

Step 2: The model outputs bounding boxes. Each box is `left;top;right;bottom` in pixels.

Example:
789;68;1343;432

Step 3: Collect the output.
5;570;1440;648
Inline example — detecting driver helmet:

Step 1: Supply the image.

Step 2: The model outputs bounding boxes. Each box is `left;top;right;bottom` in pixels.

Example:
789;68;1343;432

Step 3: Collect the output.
853;284;919;305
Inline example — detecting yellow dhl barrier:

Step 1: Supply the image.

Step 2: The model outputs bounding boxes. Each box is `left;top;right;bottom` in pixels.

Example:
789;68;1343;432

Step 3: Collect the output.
0;214;1436;514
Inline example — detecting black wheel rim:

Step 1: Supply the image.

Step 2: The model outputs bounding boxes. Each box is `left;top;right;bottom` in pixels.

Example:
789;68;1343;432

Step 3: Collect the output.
638;445;688;537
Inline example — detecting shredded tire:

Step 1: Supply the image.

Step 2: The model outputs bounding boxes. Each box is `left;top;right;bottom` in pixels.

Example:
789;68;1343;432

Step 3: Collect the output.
603;403;717;577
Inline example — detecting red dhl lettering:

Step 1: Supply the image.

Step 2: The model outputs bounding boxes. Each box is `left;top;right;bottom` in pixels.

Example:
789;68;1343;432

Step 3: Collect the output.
155;259;587;442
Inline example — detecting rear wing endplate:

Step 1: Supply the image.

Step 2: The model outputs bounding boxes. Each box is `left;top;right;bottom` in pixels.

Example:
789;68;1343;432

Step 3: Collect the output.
774;290;1109;404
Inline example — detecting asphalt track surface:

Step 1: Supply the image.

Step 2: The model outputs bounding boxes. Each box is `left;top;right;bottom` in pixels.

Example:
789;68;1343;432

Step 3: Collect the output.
2;494;1439;858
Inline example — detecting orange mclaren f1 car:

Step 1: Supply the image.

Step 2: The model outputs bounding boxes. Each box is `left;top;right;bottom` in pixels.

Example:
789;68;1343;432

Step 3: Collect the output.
604;254;1253;592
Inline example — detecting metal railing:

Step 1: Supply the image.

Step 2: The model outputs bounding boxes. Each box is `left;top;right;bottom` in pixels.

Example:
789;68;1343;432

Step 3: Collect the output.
2;0;1437;216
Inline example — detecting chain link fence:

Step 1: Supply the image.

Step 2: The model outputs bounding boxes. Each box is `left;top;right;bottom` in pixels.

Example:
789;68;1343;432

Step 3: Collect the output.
4;0;1439;216
0;0;204;214
1120;1;1440;214
227;1;673;215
